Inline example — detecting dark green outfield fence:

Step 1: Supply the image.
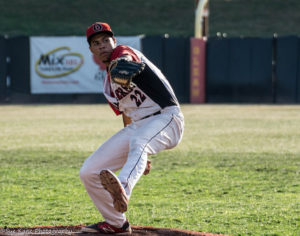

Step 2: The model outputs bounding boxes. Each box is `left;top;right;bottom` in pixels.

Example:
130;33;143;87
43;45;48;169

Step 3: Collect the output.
0;35;300;103
142;36;190;103
0;36;6;101
206;37;273;103
276;36;300;103
206;36;300;103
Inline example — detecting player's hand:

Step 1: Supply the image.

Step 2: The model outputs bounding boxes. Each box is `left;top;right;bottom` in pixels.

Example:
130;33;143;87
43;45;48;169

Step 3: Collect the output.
109;58;145;88
143;160;151;175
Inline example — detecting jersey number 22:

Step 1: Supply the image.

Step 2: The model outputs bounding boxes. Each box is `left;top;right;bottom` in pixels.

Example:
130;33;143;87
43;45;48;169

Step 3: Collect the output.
130;90;146;107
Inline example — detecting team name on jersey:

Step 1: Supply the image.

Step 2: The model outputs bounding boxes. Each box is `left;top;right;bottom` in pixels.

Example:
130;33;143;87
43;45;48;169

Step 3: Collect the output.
114;85;135;100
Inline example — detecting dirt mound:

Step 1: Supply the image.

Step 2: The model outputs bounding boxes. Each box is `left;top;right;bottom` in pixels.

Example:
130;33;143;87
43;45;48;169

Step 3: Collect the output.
0;225;229;236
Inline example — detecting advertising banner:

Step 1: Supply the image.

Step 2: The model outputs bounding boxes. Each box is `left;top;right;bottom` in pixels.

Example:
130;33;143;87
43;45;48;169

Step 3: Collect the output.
30;36;141;94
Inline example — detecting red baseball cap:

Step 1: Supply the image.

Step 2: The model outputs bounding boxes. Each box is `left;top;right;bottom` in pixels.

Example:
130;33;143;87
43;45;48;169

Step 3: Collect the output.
86;22;114;44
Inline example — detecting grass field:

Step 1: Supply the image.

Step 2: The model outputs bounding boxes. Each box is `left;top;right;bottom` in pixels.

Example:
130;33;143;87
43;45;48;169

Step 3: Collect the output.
210;0;300;37
1;0;300;37
0;0;194;37
0;104;299;235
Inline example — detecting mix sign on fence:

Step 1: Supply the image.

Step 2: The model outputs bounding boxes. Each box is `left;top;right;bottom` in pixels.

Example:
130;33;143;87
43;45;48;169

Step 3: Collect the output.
30;36;141;94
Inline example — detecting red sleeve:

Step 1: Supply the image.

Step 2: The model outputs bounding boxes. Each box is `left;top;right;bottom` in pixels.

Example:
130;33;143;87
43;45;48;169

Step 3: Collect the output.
110;45;141;62
108;101;122;115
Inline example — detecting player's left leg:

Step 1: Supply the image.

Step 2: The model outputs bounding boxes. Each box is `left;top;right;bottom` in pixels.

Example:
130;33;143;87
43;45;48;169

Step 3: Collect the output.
118;106;184;197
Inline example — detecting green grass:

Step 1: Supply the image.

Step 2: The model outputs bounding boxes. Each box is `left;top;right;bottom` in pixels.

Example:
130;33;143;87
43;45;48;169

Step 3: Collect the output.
0;105;300;235
209;0;300;37
0;0;194;37
1;0;300;37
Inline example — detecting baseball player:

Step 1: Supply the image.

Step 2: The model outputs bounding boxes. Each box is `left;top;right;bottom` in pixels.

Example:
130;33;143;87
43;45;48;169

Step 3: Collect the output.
79;22;184;234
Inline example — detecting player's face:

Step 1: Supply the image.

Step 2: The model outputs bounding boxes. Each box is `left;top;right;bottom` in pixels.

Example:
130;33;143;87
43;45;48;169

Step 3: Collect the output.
89;33;116;65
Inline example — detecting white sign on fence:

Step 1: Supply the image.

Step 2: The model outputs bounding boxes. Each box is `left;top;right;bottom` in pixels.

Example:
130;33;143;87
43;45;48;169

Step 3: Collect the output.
30;36;141;94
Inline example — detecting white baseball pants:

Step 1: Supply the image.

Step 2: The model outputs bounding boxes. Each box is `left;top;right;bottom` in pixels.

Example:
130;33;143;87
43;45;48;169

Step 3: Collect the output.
79;106;184;227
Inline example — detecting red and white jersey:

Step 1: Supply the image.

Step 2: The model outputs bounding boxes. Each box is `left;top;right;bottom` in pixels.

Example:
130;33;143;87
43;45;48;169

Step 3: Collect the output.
103;45;179;121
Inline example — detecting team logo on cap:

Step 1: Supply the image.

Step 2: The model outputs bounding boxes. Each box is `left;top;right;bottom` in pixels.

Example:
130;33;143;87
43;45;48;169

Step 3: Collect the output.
93;24;103;32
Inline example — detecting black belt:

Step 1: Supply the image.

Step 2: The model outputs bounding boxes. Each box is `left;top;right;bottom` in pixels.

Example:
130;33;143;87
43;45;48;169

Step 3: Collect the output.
140;111;161;120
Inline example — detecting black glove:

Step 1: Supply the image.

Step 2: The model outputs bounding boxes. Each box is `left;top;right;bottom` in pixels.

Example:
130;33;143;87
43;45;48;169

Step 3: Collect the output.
109;58;145;88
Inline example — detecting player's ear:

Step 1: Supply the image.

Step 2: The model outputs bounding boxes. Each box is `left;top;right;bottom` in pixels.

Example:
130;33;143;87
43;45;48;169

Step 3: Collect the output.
112;37;117;46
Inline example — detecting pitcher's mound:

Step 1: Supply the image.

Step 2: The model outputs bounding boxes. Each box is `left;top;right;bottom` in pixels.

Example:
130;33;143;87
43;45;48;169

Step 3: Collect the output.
0;225;229;236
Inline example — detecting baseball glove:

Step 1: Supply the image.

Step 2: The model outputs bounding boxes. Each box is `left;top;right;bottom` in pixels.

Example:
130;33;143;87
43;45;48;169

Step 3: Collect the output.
109;58;145;88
